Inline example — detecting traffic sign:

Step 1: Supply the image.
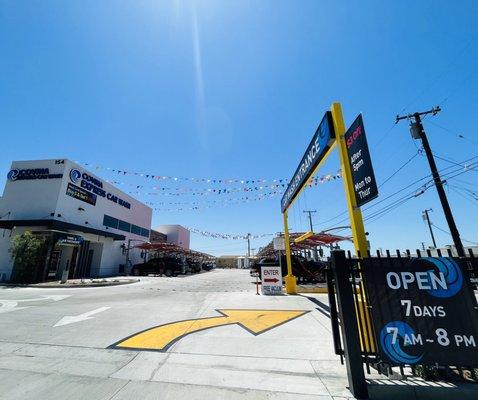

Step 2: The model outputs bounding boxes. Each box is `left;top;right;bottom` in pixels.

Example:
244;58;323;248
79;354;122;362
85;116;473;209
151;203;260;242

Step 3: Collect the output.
273;237;285;251
344;114;378;207
261;265;283;295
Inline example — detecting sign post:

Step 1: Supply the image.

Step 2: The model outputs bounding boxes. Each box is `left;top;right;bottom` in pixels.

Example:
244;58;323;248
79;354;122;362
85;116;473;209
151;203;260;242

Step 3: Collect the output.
331;103;368;256
332;103;376;352
283;211;297;294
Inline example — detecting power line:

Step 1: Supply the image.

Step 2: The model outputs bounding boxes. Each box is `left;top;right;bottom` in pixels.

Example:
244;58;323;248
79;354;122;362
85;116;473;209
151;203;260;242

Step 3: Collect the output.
362;163;478;226
430;223;478;246
432;152;478;172
379;150;421;188
315;155;478;231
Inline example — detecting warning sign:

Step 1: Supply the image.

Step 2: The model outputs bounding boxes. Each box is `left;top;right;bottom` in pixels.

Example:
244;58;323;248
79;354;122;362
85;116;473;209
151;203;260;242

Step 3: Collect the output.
261;266;283;295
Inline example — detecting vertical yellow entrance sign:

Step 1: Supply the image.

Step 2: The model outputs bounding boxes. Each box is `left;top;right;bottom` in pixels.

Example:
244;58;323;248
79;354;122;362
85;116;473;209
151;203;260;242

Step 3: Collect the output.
283;211;297;294
331;103;375;352
330;103;368;256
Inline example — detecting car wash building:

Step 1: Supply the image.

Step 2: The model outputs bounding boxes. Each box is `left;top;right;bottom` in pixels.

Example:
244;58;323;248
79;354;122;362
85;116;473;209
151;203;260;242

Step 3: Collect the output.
0;159;152;283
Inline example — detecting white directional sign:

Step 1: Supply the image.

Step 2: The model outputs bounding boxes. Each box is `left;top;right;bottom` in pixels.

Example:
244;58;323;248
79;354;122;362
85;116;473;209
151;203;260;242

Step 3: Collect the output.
0;295;71;314
261;266;283;295
273;237;285;251
53;306;111;327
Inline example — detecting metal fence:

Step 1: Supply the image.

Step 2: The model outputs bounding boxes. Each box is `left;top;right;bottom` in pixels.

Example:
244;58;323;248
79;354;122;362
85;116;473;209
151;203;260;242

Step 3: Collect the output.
327;249;478;382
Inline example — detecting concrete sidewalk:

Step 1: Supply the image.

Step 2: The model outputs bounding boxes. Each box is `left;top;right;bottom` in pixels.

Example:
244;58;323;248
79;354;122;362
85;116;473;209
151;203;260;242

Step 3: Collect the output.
0;269;476;399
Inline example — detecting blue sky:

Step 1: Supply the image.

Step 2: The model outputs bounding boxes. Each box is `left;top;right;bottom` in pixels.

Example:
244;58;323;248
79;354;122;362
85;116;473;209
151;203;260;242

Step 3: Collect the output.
1;0;477;256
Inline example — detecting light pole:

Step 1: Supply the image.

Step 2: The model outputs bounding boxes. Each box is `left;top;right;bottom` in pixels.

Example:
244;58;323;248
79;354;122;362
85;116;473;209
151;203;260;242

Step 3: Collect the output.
246;233;251;268
303;210;318;260
422;208;437;248
124;239;149;273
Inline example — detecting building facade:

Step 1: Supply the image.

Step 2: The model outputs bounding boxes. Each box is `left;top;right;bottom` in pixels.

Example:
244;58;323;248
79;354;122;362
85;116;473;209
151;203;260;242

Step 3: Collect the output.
0;159;152;282
155;225;190;249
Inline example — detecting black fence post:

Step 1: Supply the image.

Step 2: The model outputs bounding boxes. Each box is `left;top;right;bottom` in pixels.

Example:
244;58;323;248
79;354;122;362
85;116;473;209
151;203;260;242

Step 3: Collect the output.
326;267;343;356
331;250;368;400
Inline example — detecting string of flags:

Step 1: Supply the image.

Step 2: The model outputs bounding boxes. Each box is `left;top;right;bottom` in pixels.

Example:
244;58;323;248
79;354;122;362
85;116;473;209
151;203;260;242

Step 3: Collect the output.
78;162;286;184
144;190;282;207
79;161;341;187
151;191;283;212
121;171;341;196
186;227;274;240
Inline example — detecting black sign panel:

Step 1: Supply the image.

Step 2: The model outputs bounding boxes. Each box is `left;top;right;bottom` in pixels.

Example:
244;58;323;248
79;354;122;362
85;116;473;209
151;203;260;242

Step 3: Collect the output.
362;257;478;366
281;111;336;212
57;234;84;246
66;182;97;206
344;115;378;207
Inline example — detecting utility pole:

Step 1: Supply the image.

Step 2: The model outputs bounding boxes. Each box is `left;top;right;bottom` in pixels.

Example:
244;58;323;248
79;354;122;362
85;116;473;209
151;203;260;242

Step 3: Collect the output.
422;208;437;249
303;210;318;261
246;233;251;268
396;106;465;257
303;210;317;232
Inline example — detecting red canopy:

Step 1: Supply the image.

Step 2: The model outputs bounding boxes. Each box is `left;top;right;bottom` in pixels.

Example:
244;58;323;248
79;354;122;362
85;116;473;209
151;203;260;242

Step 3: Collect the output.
134;242;214;260
257;232;351;257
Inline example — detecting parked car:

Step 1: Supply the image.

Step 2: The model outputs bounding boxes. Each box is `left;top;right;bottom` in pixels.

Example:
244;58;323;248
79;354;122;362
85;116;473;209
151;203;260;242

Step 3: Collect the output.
187;260;202;273
131;256;186;277
202;262;215;271
250;254;327;283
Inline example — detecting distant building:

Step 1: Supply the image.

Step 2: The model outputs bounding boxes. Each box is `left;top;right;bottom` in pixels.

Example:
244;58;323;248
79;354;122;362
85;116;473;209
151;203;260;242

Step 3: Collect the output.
150;229;167;243
216;255;257;269
155;225;190;249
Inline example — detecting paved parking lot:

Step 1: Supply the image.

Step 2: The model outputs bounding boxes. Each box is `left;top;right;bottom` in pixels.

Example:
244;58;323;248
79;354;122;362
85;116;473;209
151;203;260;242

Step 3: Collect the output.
1;269;477;399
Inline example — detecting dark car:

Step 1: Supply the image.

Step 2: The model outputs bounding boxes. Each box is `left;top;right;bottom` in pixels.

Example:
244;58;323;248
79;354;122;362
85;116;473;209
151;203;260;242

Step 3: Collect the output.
251;254;327;283
202;262;214;271
187;260;202;273
131;256;186;277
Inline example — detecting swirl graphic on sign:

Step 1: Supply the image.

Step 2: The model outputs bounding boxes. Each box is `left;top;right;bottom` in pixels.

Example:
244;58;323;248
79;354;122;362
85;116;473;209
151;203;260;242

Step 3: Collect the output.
7;169;19;181
69;169;82;184
380;321;423;365
421;257;463;298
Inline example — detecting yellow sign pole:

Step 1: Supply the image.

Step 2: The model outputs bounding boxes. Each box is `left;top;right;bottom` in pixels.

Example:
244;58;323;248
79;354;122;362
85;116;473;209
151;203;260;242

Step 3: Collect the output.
331;102;375;352
282;210;297;294
330;102;368;256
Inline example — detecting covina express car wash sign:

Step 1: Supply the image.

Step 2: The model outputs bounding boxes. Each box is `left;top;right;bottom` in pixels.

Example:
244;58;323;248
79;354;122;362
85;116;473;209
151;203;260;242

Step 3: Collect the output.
67;168;132;209
281;111;336;212
7;168;63;181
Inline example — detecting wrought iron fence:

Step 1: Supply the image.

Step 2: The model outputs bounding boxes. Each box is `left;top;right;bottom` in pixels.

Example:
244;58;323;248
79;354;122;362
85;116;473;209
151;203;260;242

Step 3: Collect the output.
327;249;478;381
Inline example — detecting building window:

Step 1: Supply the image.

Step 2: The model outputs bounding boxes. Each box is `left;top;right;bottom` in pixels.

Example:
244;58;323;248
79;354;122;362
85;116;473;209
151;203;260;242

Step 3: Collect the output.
103;215;118;229
103;214;149;237
131;224;142;236
118;220;131;233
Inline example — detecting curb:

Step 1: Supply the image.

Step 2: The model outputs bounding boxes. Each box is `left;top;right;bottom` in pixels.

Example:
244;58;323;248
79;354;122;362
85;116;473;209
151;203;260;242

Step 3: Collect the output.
0;279;140;289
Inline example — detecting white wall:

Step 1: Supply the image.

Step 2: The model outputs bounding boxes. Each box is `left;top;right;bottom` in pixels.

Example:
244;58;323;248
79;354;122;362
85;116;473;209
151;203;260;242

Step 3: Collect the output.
156;225;190;249
0;159;65;220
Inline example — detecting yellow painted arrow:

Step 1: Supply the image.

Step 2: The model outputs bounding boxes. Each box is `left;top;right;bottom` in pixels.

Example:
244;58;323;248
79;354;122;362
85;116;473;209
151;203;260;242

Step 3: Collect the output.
112;309;309;351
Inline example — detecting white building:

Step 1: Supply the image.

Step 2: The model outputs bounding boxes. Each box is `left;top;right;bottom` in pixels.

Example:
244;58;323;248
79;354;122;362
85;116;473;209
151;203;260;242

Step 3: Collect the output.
155;225;190;249
0;159;152;282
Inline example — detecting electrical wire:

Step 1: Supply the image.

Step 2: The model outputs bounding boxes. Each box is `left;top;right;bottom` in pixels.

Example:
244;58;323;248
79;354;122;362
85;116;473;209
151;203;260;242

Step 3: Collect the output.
379;150;421;188
329;161;478;231
430;223;478;246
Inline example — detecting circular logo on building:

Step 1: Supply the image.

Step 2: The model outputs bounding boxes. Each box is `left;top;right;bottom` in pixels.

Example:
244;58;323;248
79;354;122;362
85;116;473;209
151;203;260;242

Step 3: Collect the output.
69;169;82;184
7;169;19;181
